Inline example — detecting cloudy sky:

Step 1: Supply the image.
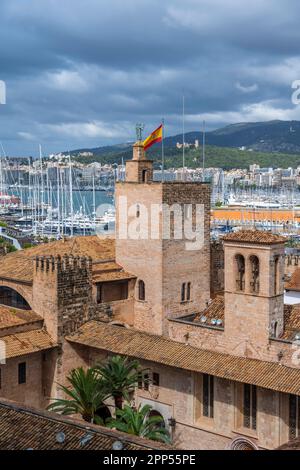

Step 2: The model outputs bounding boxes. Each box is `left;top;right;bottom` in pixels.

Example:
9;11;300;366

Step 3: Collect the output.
1;0;300;155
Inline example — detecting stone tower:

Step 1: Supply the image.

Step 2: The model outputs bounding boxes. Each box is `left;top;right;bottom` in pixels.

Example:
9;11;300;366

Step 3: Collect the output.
115;136;211;336
32;254;94;344
222;230;286;356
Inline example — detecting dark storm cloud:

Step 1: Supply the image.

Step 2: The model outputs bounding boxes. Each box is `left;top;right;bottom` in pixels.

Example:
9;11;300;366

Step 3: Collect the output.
1;0;300;155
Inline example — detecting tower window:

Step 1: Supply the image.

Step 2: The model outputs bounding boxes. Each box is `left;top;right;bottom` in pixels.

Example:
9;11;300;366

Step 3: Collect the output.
181;282;191;302
18;362;26;385
181;283;186;302
138;280;145;301
235;254;245;291
136;204;140;218
203;374;214;419
142;169;148;182
243;384;257;430
289;394;300;440
274;256;279;295
249;256;260;294
187;282;191;301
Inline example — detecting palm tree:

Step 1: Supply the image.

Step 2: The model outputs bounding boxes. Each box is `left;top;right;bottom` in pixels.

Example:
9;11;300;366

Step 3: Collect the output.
47;367;109;424
108;404;171;444
96;355;146;410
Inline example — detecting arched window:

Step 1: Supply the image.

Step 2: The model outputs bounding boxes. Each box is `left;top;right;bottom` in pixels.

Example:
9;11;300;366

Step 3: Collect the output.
148;410;166;429
274;321;278;338
0;286;31;310
235;254;245;291
249;255;260;293
274;256;279;295
138;280;145;301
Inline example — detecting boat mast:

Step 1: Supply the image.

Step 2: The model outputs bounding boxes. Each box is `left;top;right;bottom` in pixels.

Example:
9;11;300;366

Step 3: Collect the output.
57;166;60;238
69;155;74;237
92;175;96;230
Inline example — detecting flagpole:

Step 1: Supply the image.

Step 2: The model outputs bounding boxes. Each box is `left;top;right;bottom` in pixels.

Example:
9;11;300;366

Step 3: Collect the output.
182;94;185;181
161;118;165;183
202;119;206;182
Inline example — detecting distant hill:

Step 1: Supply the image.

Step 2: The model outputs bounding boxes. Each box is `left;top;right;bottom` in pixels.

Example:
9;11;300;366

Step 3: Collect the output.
69;120;300;169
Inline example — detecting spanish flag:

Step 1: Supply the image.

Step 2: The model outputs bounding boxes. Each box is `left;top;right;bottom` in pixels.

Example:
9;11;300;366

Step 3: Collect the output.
143;124;163;151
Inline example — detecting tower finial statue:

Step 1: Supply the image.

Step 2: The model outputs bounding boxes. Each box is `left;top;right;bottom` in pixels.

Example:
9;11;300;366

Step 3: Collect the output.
135;123;144;142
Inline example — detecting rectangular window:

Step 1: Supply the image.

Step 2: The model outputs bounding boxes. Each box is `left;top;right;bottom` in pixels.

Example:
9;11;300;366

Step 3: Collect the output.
181;283;186;302
143;373;149;391
203;374;214;418
18;362;26;385
97;281;128;303
187;282;191;301
181;282;191;302
153;372;160;387
289;394;300;440
243;384;257;430
138;372;143;390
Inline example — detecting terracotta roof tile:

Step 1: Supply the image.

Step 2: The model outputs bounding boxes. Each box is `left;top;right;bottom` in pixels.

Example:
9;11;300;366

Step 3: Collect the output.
281;305;300;341
0;236;115;284
1;329;56;359
0;307;42;330
93;271;136;283
67;321;300;396
193;296;224;327
286;268;300;291
0;399;168;450
222;229;286;244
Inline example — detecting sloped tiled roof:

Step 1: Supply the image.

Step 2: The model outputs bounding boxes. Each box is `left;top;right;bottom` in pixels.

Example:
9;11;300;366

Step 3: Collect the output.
0;306;42;331
0;236;115;284
67;321;300;396
1;329;56;359
223;230;286;244
193;296;224;326
0;399;168;450
286;268;300;291
281;304;300;341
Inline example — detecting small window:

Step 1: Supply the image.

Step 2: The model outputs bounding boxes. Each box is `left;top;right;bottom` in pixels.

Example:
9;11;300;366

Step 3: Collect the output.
143;373;149;391
142;169;148;182
138;373;143;390
181;283;186;302
136;204;140;218
235;254;245;291
18;362;26;385
0;368;2;389
181;282;191;302
249;256;259;294
187;282;191;301
289;394;300;440
243;384;257;430
153;372;160;387
274;256;279;295
203;374;214;419
138;280;145;301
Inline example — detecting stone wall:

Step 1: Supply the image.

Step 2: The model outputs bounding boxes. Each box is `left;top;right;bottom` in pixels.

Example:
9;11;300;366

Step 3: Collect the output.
0;352;44;408
66;341;290;449
115;182;211;336
210;240;224;297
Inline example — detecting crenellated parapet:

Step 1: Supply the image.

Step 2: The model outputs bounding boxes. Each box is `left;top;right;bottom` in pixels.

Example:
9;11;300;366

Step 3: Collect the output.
34;254;93;273
285;254;300;267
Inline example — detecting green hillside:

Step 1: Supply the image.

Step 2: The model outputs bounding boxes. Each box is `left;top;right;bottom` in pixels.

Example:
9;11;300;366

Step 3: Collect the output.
74;144;300;170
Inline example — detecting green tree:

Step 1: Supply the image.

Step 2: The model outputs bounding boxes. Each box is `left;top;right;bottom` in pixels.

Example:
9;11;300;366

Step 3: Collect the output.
95;355;145;410
47;367;109;424
108;404;171;444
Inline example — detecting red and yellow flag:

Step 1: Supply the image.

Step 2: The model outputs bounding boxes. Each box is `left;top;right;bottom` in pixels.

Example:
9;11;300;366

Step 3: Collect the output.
143;124;163;150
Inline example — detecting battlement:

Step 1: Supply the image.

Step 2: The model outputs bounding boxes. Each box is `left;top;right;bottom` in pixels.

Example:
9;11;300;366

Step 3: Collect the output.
34;254;93;273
